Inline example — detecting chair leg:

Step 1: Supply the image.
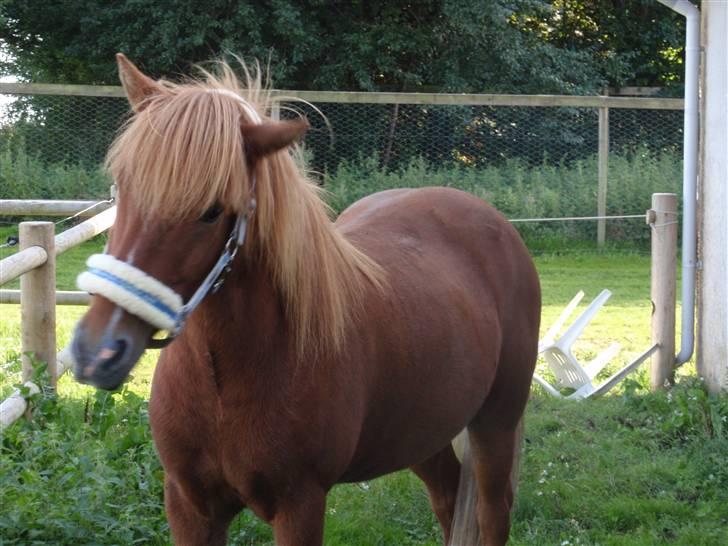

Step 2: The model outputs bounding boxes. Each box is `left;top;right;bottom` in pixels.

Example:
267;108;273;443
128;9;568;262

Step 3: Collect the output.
583;342;621;380
557;289;612;349
539;291;585;352
587;344;658;398
532;373;564;398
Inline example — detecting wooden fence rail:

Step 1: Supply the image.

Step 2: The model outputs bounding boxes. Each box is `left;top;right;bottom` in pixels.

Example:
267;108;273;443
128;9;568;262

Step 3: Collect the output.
0;82;685;109
0;206;116;285
0;347;76;429
0;290;90;305
0;207;116;429
0;199;112;217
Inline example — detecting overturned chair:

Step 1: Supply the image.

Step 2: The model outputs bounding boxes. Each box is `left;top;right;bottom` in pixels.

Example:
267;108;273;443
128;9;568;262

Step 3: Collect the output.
533;289;657;399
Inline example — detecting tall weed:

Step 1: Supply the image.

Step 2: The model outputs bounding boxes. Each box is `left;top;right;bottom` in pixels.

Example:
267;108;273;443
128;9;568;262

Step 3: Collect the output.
0;141;110;200
323;152;681;245
2;142;681;246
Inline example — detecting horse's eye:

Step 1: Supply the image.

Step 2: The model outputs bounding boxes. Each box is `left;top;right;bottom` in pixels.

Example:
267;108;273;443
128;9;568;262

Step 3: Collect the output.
199;203;223;224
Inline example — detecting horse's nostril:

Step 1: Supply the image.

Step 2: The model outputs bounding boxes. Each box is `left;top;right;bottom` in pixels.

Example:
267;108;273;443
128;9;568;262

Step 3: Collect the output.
96;338;128;371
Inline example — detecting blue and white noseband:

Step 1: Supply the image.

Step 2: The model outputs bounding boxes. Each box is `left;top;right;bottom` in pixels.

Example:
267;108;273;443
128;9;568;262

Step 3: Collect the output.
77;89;262;347
78;253;183;332
77;205;254;347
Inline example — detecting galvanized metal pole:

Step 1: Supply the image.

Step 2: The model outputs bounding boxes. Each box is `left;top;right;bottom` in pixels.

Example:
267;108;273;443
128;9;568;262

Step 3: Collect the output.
656;0;700;369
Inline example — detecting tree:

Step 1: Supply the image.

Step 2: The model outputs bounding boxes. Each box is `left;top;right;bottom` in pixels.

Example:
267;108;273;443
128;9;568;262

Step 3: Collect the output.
513;0;689;93
1;1;608;93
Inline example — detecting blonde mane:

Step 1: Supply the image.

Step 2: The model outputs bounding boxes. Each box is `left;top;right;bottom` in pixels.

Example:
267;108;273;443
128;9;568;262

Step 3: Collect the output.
106;62;384;357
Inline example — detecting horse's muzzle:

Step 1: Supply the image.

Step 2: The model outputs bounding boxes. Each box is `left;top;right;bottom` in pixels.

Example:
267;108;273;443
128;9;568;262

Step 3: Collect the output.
71;305;154;390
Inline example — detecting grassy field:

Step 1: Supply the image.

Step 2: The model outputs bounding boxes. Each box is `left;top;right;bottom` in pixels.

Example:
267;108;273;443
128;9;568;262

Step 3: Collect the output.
1;229;727;544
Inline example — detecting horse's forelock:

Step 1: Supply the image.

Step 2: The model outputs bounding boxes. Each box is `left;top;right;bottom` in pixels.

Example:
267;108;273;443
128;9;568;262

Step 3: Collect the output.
106;68;265;222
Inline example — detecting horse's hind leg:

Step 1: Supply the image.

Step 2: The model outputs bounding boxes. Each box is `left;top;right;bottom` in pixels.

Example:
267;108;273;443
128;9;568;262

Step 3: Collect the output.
411;445;462;544
467;417;522;546
467;356;531;546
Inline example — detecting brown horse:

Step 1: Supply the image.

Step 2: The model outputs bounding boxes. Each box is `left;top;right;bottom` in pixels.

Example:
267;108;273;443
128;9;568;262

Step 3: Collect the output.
71;54;540;546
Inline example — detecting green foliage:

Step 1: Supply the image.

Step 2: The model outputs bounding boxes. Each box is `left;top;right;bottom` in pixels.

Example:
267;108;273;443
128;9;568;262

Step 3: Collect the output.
1;94;130;166
19;356;59;426
0;387;166;544
1;2;688;185
622;377;728;442
1;1;678;94
514;0;691;92
323;151;682;246
0;143;682;247
0;138;111;200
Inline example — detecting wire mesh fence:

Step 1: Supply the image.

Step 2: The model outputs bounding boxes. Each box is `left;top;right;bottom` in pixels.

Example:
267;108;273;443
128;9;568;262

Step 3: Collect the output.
297;104;606;171
0;94;129;166
0;86;684;248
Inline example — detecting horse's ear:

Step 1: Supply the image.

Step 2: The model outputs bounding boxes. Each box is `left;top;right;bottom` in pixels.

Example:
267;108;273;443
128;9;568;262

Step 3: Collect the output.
116;53;167;112
241;118;309;162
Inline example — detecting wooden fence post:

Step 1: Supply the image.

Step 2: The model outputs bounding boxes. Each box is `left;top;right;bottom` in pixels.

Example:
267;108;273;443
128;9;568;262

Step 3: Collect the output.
20;222;57;390
270;101;281;121
648;193;677;390
597;105;609;249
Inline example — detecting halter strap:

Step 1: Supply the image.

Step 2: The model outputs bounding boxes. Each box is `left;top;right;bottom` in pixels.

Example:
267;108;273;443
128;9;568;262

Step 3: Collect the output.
165;197;255;336
77;196;256;348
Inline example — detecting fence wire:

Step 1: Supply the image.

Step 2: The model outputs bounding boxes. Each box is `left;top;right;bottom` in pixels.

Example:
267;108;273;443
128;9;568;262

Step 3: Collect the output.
0;90;683;247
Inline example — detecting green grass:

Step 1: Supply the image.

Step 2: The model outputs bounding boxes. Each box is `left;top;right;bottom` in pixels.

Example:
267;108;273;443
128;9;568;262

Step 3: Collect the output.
2;246;726;545
515;390;728;546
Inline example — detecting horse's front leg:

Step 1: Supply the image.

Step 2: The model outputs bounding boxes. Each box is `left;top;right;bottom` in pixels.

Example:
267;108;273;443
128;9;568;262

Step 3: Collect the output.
272;484;327;546
164;474;241;546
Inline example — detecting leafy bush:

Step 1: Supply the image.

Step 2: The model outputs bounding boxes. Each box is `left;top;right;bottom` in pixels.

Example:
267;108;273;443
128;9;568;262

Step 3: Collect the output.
0;140;111;201
1;138;681;248
323;151;682;246
0;385;167;544
622;377;728;444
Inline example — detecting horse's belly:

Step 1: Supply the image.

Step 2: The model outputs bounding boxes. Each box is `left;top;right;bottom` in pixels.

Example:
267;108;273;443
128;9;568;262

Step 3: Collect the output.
340;332;497;482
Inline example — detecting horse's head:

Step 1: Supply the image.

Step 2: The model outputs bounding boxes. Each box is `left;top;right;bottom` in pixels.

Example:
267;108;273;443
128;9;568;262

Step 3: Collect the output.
71;54;307;390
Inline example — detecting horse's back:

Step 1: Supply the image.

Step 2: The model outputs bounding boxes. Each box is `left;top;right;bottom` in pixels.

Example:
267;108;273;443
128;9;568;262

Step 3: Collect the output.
337;187;538;318
338;186;522;257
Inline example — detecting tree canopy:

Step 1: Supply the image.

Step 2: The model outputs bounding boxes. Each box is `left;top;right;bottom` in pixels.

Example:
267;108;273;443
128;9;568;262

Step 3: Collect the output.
1;1;688;94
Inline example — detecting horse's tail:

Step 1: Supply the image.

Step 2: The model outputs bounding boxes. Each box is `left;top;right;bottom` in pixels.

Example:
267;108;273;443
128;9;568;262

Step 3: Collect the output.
448;432;480;546
448;419;524;546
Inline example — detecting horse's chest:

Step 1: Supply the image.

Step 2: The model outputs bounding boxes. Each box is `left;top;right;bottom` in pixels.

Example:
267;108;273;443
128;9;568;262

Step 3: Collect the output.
151;386;305;512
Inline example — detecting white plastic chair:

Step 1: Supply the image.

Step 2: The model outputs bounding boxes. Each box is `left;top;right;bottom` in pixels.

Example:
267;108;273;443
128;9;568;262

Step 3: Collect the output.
533;290;656;399
537;290;585;353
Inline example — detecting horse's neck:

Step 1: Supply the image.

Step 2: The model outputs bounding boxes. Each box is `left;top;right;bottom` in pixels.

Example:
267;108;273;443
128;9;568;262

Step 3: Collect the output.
189;261;292;376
